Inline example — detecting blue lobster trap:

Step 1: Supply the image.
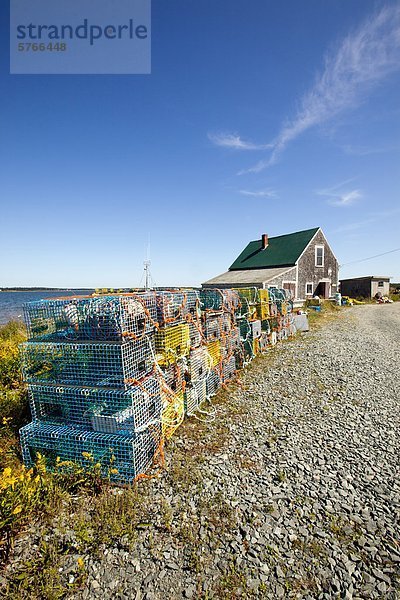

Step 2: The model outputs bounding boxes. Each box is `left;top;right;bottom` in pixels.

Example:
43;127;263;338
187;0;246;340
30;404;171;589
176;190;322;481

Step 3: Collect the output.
19;421;161;484
199;288;240;312
155;290;199;326
23;295;157;342
21;338;155;389
28;375;162;434
184;379;207;415
205;368;221;397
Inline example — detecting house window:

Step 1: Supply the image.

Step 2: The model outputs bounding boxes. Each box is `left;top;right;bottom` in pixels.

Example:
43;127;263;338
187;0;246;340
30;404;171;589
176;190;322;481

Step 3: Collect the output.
315;246;324;267
282;281;296;299
305;282;313;295
378;281;384;287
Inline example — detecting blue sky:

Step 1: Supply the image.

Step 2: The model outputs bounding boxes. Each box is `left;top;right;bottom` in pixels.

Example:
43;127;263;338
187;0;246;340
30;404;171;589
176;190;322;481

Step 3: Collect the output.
0;0;399;287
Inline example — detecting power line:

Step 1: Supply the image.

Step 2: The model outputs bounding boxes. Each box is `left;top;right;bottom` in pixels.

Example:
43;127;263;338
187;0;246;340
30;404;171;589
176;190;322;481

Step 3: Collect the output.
340;247;400;268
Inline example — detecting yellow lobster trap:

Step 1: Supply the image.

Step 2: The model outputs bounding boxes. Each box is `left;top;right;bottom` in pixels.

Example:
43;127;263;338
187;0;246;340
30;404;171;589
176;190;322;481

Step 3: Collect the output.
237;287;259;303
237;288;259;319
155;323;190;367
256;301;270;320
161;391;185;439
206;339;221;367
253;338;260;356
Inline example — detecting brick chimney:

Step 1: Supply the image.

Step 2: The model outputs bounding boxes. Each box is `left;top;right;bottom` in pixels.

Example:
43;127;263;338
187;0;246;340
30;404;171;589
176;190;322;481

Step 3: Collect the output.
261;233;268;249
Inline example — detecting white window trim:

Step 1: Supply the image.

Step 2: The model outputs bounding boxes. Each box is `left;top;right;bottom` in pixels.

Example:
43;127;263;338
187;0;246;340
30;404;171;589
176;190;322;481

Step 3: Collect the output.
305;282;313;295
315;245;324;267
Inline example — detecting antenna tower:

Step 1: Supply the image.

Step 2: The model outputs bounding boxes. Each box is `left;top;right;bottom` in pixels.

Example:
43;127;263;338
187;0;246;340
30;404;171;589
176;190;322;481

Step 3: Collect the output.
140;235;156;290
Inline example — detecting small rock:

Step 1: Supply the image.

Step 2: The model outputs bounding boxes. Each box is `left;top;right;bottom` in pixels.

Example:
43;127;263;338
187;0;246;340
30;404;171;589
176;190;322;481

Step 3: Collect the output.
371;568;391;584
184;584;196;598
276;565;284;578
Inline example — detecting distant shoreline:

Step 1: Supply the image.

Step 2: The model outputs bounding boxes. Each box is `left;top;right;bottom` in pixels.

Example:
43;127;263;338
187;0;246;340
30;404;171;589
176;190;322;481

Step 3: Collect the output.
0;288;94;293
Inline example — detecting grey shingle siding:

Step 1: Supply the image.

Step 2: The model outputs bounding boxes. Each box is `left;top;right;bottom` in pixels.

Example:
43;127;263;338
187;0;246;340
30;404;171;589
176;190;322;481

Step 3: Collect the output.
297;230;339;299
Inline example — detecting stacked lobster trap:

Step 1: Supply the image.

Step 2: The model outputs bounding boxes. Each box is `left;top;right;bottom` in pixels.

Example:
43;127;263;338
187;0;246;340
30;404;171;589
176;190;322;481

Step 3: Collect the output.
20;294;162;484
19;286;295;483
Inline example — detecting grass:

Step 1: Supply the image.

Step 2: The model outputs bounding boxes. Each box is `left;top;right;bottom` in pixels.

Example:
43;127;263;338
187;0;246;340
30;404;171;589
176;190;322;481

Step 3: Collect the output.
0;321;30;560
73;486;150;552
0;322;29;470
214;563;249;599
0;302;346;598
0;322;108;565
306;299;343;330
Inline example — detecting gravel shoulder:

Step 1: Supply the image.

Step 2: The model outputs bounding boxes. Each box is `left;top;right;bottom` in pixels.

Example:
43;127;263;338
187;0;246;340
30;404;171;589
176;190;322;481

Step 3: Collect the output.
5;304;400;599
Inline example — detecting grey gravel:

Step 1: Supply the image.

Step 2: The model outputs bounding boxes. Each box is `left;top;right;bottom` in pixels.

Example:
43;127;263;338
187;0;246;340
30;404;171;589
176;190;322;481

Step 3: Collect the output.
4;304;400;599
76;304;400;598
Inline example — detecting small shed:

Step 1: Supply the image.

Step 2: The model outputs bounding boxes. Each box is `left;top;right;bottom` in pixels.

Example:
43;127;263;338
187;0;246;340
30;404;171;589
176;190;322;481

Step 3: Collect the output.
339;276;391;299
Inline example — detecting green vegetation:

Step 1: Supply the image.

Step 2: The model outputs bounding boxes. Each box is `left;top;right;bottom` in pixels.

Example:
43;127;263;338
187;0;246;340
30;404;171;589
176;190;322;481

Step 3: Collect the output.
0;321;29;472
305;299;342;329
0;288;93;292
0;321;27;388
0;303;345;598
215;563;249;599
0;323;104;564
0;321;30;560
0;320;238;597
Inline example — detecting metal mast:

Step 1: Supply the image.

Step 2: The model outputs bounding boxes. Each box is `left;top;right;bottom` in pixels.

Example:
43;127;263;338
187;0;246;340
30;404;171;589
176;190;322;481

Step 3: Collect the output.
143;259;152;290
141;235;155;290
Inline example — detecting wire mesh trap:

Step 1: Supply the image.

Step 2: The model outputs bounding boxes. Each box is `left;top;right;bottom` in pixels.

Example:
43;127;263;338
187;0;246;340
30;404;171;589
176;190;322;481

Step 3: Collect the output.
155;323;190;367
20;420;161;484
155;290;199;326
24;295;156;342
19;286;296;483
21;339;155;389
187;346;210;382
185;379;207;415
220;354;236;383
28;375;162;433
206;368;221;397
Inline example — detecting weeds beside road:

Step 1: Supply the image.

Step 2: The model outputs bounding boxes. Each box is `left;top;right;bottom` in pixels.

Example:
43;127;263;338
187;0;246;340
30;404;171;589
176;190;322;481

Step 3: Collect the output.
1;304;400;599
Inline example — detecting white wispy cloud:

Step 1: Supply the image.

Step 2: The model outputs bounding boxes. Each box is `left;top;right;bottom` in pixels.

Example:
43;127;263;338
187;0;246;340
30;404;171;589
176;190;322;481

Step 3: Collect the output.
317;182;362;207
333;217;375;233
341;143;400;156
238;188;278;198
215;4;400;173
332;207;400;233
207;132;272;151
330;190;362;207
316;177;358;194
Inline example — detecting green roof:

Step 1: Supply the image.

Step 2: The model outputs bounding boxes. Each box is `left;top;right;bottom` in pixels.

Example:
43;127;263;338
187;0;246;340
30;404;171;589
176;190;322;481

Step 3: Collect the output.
229;227;320;271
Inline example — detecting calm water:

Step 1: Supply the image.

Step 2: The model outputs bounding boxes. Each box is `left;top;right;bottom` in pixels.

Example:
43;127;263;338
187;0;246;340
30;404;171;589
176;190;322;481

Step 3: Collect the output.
0;290;94;325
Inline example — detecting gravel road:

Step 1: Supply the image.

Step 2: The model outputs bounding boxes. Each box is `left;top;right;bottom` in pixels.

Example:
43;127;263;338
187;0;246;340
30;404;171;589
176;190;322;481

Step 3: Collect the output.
75;303;400;599
6;304;400;599
75;304;400;600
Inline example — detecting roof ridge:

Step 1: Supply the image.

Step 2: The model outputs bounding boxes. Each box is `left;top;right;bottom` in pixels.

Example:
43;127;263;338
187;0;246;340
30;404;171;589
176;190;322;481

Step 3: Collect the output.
229;227;321;271
248;226;319;244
